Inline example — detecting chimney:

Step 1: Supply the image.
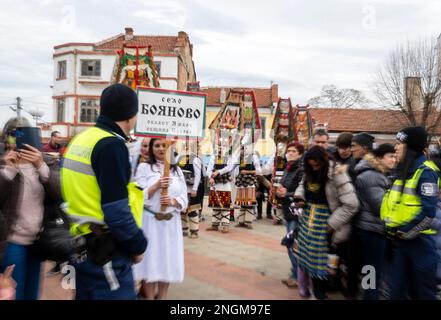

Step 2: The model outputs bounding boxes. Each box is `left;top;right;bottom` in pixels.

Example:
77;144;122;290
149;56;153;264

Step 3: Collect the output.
125;27;134;41
270;83;279;104
404;77;423;111
220;88;226;104
178;31;188;39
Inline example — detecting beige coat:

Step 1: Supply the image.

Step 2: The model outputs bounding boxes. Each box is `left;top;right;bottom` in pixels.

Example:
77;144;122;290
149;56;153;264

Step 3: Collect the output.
295;162;359;244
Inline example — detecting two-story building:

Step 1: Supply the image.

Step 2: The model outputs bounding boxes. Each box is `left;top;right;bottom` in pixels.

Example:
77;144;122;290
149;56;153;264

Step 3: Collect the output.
51;27;197;138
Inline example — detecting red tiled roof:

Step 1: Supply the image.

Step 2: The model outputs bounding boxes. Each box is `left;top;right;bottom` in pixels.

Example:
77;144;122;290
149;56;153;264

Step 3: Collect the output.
94;35;179;53
309;108;441;135
201;86;278;108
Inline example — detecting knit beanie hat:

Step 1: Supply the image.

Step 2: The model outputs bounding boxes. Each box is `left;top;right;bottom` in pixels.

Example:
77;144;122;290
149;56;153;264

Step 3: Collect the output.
352;132;375;151
372;143;395;158
100;84;138;121
396;126;428;152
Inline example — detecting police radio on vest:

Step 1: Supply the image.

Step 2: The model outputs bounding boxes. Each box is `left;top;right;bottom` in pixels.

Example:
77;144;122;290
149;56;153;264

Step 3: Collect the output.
141;103;201;119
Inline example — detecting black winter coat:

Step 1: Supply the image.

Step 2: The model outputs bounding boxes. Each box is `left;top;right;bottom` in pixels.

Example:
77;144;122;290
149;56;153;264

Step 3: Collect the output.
279;160;304;221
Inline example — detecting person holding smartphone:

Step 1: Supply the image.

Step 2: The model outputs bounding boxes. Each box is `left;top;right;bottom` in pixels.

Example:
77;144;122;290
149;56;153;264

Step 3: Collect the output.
276;143;305;289
0;117;59;300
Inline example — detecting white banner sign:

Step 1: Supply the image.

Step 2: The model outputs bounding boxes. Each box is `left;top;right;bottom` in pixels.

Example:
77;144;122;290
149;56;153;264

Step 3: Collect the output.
135;87;206;138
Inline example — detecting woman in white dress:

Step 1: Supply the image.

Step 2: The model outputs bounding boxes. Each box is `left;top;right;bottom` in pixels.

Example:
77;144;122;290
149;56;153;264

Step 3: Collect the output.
134;138;188;299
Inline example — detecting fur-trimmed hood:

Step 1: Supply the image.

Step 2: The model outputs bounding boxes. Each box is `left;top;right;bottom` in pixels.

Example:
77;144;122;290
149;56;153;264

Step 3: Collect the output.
355;153;389;175
328;161;350;187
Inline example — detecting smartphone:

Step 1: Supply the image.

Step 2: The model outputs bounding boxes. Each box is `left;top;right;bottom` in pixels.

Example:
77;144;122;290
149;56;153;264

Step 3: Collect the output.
15;127;42;150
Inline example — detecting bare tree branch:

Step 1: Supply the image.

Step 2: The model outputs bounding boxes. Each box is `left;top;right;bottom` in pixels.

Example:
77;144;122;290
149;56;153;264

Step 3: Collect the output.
373;36;441;136
308;85;371;108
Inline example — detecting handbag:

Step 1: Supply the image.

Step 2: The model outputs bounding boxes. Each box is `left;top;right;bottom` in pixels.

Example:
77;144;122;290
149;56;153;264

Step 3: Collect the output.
31;202;74;262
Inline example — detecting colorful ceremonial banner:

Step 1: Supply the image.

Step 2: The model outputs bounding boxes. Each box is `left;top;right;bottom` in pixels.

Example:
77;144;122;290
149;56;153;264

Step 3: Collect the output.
292;105;313;148
135;87;206;139
113;45;160;89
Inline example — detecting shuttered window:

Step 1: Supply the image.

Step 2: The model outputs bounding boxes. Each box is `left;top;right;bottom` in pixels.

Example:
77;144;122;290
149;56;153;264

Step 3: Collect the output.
80;60;101;76
57;60;66;79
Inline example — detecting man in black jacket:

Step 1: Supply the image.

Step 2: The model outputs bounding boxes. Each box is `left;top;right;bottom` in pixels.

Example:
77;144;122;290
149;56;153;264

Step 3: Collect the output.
62;84;147;300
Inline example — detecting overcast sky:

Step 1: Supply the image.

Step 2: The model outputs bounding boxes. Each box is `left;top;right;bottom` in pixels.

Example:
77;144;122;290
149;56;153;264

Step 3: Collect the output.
0;0;440;127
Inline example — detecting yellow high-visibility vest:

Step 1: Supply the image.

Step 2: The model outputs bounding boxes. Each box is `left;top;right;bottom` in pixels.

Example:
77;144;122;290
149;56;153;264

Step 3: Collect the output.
61;127;143;236
380;160;440;235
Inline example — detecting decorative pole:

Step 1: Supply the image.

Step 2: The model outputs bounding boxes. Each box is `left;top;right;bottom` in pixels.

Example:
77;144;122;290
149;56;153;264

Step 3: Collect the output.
160;139;172;212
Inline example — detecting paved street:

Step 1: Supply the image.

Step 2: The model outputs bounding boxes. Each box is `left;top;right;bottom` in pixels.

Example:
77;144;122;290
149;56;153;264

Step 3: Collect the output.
41;201;344;300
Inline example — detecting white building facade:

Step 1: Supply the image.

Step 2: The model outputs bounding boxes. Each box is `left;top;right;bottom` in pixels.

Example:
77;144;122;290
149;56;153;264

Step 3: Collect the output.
51;28;197;138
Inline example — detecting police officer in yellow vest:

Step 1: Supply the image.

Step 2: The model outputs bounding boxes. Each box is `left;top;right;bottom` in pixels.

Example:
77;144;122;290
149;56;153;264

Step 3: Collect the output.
61;84;147;299
381;126;440;300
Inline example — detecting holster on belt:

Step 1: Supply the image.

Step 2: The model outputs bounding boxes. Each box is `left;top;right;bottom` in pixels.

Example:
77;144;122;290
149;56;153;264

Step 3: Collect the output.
85;223;118;266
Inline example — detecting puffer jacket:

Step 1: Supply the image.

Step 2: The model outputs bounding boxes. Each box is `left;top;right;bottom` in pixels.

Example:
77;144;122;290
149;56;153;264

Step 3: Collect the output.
353;154;391;234
295;161;359;244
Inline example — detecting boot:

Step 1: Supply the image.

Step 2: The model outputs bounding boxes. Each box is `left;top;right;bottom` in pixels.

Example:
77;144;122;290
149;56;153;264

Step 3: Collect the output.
189;232;199;239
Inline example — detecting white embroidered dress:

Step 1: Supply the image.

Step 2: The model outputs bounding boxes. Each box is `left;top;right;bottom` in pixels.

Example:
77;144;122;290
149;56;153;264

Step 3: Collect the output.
133;161;188;283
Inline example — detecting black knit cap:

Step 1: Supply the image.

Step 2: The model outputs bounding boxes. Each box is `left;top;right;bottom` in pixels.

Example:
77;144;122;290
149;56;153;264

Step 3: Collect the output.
372;143;395;158
100;84;138;121
352;132;375;150
396;126;428;152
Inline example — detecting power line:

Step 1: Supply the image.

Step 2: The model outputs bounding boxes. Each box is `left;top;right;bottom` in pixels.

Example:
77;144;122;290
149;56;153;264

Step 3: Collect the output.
22;101;51;106
0;97;17;101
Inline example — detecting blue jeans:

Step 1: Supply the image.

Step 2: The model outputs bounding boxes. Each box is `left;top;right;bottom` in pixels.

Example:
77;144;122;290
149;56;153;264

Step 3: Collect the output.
0;242;42;300
286;220;298;280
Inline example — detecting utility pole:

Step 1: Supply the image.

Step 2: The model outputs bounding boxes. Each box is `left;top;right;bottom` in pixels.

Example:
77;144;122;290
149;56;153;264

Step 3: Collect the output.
16;97;22;119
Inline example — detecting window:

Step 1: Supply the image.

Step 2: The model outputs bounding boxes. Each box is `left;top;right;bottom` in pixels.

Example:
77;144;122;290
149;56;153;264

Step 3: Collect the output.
80;99;99;123
57;60;66;79
56;99;65;122
154;61;161;77
80;60;101;77
259;117;266;139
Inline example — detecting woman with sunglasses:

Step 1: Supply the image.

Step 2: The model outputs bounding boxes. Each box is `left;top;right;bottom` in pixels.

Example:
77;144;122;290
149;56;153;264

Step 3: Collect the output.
133;138;188;299
0;117;59;300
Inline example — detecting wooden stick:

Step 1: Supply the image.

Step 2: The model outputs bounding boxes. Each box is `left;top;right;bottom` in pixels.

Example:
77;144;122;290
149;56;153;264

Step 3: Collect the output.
160;140;172;212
